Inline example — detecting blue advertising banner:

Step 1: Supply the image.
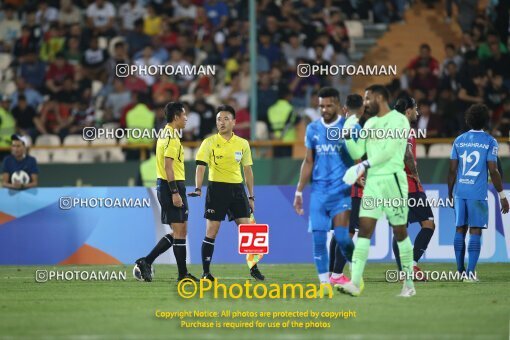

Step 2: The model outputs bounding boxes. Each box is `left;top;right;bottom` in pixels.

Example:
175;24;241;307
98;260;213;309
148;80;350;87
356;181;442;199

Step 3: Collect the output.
0;185;508;264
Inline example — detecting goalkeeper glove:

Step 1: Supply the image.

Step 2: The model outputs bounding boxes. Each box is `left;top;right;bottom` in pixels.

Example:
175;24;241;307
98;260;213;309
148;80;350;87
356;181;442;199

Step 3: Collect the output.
343;160;370;185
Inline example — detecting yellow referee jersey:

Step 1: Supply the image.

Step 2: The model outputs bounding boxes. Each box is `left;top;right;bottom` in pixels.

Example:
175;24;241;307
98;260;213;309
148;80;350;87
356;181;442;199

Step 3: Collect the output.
156;124;185;181
195;133;253;183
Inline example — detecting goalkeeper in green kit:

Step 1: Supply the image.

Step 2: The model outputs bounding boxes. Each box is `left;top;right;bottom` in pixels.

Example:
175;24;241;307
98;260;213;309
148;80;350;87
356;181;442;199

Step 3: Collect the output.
338;85;416;297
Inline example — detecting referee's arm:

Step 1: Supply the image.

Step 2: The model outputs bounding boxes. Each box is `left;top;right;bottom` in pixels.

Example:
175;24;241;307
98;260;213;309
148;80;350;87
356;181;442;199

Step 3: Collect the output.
165;157;183;207
189;139;210;197
244;165;254;212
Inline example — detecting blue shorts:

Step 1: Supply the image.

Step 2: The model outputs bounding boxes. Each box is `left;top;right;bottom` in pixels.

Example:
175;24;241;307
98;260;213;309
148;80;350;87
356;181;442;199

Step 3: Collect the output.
309;191;351;232
454;198;488;228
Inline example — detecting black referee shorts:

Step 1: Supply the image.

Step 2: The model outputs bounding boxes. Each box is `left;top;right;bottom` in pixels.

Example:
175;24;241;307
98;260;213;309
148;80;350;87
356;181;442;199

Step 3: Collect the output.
157;179;188;224
349;197;361;234
205;181;250;221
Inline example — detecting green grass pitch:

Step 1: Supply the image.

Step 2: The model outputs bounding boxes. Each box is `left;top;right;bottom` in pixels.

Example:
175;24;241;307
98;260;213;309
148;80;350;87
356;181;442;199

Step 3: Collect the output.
1;263;509;339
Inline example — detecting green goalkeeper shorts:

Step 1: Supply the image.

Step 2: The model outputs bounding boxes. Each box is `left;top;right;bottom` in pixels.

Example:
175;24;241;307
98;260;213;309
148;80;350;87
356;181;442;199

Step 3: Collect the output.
359;171;409;226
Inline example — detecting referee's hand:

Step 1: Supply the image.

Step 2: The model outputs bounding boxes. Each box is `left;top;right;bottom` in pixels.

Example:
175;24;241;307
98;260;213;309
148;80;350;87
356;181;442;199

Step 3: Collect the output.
172;193;184;207
187;188;202;197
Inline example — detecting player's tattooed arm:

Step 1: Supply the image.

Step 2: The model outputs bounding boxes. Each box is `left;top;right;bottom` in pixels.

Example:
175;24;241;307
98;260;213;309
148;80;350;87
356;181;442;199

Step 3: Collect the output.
404;144;420;182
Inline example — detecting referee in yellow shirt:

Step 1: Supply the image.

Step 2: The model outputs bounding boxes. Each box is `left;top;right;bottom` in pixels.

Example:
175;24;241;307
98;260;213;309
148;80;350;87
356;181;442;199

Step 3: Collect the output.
188;104;265;281
135;102;198;283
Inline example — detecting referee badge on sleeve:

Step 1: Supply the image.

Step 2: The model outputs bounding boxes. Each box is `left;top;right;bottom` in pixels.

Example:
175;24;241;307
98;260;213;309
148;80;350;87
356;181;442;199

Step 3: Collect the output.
234;151;243;162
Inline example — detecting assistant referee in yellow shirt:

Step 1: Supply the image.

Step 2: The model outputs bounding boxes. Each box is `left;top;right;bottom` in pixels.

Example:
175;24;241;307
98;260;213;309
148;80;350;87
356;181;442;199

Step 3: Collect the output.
135;102;198;283
188;104;265;281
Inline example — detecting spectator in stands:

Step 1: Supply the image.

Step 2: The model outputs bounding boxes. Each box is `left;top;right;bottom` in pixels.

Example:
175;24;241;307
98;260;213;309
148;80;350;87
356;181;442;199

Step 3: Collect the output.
106;40;130;82
268;87;299;157
0;96;16;159
282;33;307;70
58;0;82;27
143;4;162;37
10;78;44;110
494;98;510;137
308;34;335;62
436;88;460;136
1;135;38;190
0;5;21;52
11;95;44;141
227;97;250;140
39;23;65;62
457;0;477;33
289;58;320;108
152;77;180;104
134;46;158;86
55;77;80;104
193;87;216;138
25;11;43;44
258;29;281;66
204;0;229;28
105;79;132;122
73;65;92;103
64;37;83;66
416;100;441;138
68;101;95;135
124;18;151;57
45;52;75;95
440;43;463;76
82;36;109;82
478;31;508;60
457;72;487;131
173;0;197;23
484;73;508;112
302;89;320;123
13;25;38;64
168;49;194;90
459;32;477;55
36;1;58;33
19;52;46;91
484;41;510;86
180;102;200;141
219;72;248;109
119;0;146;32
126;94;155;144
407;44;440;77
256;71;278;124
86;0;117;38
439;61;461;95
38;99;71;140
410;62;439;101
457;50;485;84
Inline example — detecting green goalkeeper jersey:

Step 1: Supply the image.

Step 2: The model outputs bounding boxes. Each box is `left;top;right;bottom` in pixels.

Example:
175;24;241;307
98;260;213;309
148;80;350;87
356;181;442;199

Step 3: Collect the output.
345;109;410;176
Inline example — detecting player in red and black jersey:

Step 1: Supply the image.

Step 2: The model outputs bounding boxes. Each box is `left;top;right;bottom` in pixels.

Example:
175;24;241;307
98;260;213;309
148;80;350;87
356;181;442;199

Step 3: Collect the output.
393;96;435;280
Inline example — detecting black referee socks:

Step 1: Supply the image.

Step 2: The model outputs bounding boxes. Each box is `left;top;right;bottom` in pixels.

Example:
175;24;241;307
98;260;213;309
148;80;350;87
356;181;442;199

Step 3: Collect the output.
145;234;174;264
173;239;188;277
201;237;215;273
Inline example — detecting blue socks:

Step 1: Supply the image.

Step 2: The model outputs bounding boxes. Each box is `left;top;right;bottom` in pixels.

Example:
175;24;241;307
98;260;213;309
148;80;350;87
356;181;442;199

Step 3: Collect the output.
334;226;354;262
467;234;481;276
454;232;466;272
312;231;329;274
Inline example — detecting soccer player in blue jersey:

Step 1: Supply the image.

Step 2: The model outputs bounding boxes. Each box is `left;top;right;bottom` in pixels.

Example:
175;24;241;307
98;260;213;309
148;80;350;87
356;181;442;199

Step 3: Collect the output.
448;104;509;282
293;87;355;285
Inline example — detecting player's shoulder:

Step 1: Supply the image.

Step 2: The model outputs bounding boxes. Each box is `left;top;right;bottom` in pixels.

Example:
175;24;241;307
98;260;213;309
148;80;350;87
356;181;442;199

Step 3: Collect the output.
233;134;250;147
26;155;38;164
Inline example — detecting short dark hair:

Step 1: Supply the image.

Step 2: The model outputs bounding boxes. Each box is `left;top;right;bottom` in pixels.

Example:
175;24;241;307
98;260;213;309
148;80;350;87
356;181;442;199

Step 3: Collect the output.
420;43;431;51
164;102;185;122
346;94;363;110
365;84;390;102
216;104;236;119
318;87;340;102
465;104;489;130
394;96;416;114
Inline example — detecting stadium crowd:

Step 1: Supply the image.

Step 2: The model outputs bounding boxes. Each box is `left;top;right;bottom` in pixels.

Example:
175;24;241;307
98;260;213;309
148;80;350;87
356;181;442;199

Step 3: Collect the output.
0;0;509;160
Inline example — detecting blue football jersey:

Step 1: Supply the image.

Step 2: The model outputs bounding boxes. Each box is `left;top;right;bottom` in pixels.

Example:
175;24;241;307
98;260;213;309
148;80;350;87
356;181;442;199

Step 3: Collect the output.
450;130;498;200
304;116;354;194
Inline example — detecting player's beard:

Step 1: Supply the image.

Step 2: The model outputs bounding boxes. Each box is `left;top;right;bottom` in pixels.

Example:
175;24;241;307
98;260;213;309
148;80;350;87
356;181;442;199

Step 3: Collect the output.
364;103;379;117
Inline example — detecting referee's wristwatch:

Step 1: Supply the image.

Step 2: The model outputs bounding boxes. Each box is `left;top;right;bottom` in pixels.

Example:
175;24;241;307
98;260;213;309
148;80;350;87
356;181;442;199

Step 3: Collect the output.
248;196;255;201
